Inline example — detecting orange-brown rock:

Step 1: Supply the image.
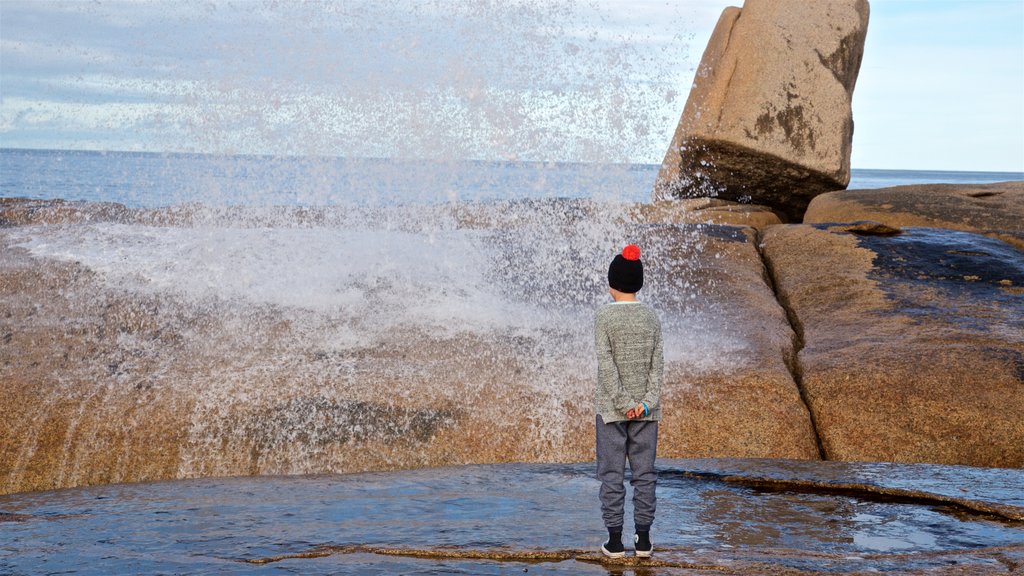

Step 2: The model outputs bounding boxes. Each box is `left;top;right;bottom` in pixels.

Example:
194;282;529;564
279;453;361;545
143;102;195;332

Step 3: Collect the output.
654;0;870;222
804;181;1024;250
0;201;819;494
451;198;783;232
627;199;782;231
760;224;1024;467
634;224;819;461
0;197;137;226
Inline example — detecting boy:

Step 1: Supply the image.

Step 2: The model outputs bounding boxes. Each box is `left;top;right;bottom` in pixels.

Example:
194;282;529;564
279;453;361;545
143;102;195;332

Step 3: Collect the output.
595;243;663;559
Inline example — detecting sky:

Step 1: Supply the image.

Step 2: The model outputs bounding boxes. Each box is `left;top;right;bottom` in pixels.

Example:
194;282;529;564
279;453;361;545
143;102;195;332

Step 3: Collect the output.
1;0;1022;172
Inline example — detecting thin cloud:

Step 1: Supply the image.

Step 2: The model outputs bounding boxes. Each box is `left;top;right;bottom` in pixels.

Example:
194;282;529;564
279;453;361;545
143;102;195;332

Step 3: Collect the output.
2;0;1021;170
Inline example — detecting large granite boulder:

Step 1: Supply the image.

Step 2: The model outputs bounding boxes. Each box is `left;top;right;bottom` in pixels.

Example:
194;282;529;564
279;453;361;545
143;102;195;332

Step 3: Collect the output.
654;0;870;222
804;181;1024;250
761;224;1024;467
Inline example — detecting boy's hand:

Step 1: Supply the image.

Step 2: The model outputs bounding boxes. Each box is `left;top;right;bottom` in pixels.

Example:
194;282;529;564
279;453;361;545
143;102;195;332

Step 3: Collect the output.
625;403;646;419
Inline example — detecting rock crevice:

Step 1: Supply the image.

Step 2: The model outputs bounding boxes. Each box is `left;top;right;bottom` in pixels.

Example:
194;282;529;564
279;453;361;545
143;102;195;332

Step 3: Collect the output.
759;223;1024;467
754;228;826;460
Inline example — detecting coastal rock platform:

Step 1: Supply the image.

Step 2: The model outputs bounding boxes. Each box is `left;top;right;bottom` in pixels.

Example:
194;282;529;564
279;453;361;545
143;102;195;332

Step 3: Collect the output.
3;194;1021;496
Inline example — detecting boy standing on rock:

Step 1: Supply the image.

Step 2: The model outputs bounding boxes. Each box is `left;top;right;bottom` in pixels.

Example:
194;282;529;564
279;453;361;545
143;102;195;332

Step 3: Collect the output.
595;244;663;559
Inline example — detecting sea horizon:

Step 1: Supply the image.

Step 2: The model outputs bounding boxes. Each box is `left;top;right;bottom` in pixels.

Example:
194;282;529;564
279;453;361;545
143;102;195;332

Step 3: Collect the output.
3;145;1024;176
3;147;1022;209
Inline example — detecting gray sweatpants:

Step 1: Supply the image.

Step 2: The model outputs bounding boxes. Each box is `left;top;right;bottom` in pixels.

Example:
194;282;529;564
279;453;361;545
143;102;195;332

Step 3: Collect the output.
596;414;658;530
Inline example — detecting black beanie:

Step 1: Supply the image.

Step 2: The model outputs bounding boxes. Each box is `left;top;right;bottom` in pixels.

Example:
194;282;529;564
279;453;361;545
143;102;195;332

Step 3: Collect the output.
608;244;643;293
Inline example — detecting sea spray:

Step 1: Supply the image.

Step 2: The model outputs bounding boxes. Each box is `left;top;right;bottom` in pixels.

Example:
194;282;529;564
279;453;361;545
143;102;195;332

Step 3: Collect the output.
3;200;739;489
0;1;739;491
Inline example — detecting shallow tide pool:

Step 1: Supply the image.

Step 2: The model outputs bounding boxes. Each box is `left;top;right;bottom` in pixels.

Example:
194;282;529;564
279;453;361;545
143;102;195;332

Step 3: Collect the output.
2;459;1022;575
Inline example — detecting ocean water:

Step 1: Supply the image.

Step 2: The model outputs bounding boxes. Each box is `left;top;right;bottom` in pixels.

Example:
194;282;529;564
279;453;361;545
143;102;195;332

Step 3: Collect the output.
2;148;1021;208
0;148;654;207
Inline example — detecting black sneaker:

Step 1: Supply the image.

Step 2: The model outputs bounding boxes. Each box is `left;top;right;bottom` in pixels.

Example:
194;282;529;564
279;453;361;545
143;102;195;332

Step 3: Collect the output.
634;531;653;558
601;532;625;558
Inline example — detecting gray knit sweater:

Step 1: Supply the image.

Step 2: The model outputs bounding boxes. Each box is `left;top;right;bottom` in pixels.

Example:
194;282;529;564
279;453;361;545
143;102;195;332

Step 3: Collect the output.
594;301;664;424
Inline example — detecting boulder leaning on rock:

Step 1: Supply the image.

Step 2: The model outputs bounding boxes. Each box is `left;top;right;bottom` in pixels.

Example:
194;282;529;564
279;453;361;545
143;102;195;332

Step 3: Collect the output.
655;0;870;222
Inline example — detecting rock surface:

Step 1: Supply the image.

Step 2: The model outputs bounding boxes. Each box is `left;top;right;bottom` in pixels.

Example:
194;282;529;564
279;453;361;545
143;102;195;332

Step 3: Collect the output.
1;196;784;232
761;224;1024;467
804;181;1024;250
654;0;870;222
0;200;818;495
627;198;782;231
631;223;820;462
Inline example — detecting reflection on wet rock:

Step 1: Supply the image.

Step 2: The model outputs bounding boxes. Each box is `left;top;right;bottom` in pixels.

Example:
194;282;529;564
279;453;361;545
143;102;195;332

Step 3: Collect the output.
1;460;1020;575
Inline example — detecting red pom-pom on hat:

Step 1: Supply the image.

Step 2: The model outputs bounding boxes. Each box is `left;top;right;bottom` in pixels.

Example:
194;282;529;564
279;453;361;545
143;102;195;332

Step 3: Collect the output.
610;244;644;292
622;244;641;261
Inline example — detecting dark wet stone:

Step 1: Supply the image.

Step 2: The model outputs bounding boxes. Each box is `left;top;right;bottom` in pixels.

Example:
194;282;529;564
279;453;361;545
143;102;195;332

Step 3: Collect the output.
0;511;33;522
804;181;1024;250
858;228;1024;317
825;220;903;236
697;223;754;243
678;458;1024;521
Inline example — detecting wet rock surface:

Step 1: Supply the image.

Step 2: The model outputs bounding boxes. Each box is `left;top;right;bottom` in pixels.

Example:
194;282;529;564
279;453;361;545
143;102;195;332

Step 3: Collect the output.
636;224;821;462
637;224;819;461
655;0;870;221
4;196;1019;489
804;181;1024;249
681;458;1024;521
628;198;783;231
760;224;1024;467
1;459;1021;575
1;199;816;495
